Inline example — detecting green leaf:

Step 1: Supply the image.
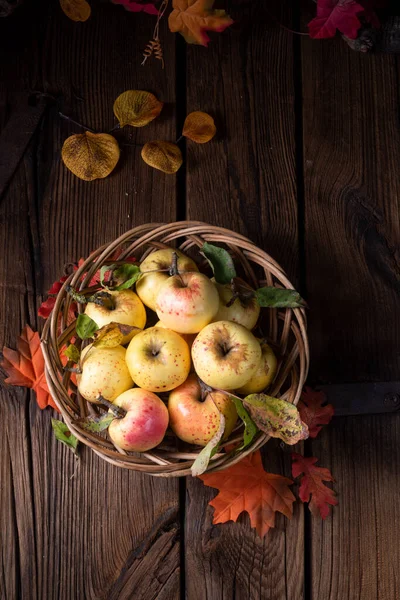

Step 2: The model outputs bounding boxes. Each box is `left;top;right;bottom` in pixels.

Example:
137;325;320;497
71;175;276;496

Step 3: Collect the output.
64;344;80;363
230;396;258;450
113;264;141;290
76;314;99;340
77;413;115;433
200;242;236;285
243;394;309;445
191;412;225;477
255;287;306;309
51;419;79;455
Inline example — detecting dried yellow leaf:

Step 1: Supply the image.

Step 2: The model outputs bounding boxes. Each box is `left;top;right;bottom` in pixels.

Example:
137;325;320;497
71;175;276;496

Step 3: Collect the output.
183;111;216;143
61;132;120;181
141;141;183;174
113;90;163;128
60;0;91;22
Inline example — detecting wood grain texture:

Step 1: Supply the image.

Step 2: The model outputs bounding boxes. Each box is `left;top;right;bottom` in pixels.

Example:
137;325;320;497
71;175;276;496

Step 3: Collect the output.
184;2;303;598
0;2;180;599
309;414;400;600
301;35;400;384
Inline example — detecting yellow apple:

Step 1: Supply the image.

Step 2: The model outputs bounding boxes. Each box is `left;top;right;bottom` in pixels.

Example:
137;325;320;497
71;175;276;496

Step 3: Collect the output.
168;373;237;446
108;388;169;452
84;289;146;344
125;326;191;392
213;279;260;330
155;320;196;350
136;248;198;312
155;272;219;334
236;341;277;395
77;344;133;402
191;320;262;390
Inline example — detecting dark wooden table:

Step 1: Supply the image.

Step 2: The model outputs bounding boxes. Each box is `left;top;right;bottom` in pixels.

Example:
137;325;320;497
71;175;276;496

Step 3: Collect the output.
1;1;400;598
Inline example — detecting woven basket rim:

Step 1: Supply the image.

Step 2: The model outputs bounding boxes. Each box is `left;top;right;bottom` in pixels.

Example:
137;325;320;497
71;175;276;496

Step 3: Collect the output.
41;221;309;477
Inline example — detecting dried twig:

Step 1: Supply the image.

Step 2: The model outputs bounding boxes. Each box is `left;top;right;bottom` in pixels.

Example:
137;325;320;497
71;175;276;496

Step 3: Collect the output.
142;0;169;68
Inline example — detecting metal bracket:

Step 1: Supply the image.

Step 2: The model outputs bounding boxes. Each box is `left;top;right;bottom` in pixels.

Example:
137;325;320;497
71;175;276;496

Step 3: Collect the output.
319;381;400;417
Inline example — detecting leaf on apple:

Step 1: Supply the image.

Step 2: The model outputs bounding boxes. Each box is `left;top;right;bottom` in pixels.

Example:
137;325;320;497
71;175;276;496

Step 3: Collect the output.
230;396;258;450
76;314;99;340
92;322;140;348
51;419;79;455
200;242;237;285
113;90;163;128
191;412;225;477
255;287;306;309
77;413;115;433
64;344;80;363
100;262;141;290
243;394;309;445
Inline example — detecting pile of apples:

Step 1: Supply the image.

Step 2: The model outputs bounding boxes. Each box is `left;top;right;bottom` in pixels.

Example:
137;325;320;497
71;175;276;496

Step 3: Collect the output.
76;248;277;453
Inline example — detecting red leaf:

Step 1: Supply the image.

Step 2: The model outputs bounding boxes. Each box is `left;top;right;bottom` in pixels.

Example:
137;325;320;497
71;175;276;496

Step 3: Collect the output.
292;453;338;519
200;451;295;537
298;387;334;438
308;0;365;39
1;326;59;412
112;0;159;15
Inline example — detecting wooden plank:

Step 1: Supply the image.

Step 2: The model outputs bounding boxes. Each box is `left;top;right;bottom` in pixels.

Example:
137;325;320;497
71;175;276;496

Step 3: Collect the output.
0;2;180;599
309;414;400;600
184;1;303;597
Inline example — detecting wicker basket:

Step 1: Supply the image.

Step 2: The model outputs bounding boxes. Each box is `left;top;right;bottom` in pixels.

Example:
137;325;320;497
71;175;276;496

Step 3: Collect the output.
41;222;309;477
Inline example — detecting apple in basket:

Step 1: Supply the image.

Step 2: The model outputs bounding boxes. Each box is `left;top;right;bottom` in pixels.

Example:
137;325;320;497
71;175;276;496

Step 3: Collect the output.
212;278;260;330
155;272;219;334
125;326;191;392
168;373;238;446
108;388;169;452
191;320;262;390
84;289;146;344
136;248;198;312
236;340;278;395
77;344;133;402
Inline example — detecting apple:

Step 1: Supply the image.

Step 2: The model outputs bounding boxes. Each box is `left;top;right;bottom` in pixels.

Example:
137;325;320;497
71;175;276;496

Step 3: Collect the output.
213;278;260;330
236;341;278;395
136;248;198;312
125;326;191;392
155;320;196;350
155;272;219;334
168;374;237;446
84;289;146;344
77;344;133;402
191;320;262;390
108;388;169;452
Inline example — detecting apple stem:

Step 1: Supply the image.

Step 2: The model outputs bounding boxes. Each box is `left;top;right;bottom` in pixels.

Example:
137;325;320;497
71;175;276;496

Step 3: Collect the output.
226;278;256;307
64;366;82;374
169;252;179;276
88;291;116;310
96;395;127;418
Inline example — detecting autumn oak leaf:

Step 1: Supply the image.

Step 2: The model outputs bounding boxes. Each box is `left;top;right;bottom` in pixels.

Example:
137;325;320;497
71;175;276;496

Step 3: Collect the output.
111;0;159;16
1;326;59;412
169;0;233;47
292;453;338;519
200;451;295;537
298;387;334;438
308;0;365;40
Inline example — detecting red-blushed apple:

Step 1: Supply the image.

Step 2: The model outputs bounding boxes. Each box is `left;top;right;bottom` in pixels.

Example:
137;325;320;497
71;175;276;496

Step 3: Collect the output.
236;340;277;395
136;248;198;312
213;278;260;330
125;326;191;392
84;289;146;344
191;320;262;390
155;320;196;350
108;388;169;451
155;272;219;334
77;344;133;402
168;374;237;446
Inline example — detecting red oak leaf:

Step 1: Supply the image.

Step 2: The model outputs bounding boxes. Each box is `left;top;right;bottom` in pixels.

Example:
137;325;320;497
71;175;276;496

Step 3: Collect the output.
200;451;295;537
112;0;159;15
308;0;365;39
1;326;59;412
298;387;334;439
292;453;338;519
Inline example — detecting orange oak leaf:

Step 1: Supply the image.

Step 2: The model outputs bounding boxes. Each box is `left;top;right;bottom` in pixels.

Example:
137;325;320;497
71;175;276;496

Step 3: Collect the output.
1;326;59;412
298;387;334;438
199;451;295;537
168;0;233;46
292;453;338;519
